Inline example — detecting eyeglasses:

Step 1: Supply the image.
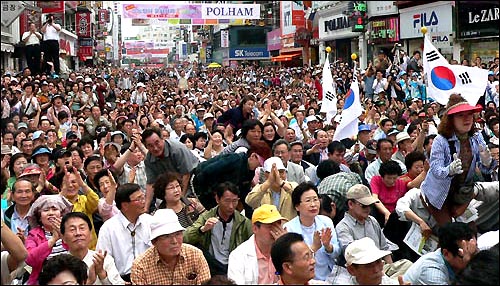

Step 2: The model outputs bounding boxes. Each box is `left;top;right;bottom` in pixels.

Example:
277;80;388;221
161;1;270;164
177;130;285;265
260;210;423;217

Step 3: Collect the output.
301;197;320;205
166;184;181;191
274;150;288;156
130;195;146;202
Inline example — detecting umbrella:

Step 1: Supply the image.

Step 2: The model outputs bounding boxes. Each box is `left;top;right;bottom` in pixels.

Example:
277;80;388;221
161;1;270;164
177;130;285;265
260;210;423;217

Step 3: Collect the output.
207;62;222;68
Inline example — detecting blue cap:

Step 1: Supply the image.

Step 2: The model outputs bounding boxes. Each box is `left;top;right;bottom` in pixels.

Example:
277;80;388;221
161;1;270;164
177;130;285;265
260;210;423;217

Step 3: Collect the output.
488;71;494;76
31;146;51;157
358;124;371;132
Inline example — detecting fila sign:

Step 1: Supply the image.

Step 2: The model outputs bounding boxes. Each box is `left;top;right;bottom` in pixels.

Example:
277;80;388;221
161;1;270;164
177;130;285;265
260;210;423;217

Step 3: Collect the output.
413;11;438;28
400;3;452;39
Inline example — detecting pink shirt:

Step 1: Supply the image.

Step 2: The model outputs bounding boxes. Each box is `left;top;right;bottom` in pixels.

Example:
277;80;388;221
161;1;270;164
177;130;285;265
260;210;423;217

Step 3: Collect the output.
98;197;120;221
370;175;408;213
254;238;278;284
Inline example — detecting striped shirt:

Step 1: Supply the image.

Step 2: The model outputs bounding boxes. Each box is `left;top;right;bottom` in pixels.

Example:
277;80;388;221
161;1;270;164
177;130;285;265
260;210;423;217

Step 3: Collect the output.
44;230;68;259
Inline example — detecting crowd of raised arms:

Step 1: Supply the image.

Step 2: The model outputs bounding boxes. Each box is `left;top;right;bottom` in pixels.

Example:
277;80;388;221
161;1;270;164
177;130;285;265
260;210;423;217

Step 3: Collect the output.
1;47;499;285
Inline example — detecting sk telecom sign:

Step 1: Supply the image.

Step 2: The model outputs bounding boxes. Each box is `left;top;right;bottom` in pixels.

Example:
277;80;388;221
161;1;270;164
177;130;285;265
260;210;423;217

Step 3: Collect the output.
122;3;260;19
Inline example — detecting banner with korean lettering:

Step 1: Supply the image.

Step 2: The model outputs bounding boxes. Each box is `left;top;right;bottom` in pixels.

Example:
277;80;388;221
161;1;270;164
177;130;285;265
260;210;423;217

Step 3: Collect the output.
423;34;488;105
98;9;110;24
37;1;64;13
76;12;91;37
368;17;399;44
122;3;260;19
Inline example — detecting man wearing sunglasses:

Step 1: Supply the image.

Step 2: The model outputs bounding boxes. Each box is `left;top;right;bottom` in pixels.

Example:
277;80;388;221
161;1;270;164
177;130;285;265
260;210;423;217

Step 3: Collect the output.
336;184;392;264
336;184;413;279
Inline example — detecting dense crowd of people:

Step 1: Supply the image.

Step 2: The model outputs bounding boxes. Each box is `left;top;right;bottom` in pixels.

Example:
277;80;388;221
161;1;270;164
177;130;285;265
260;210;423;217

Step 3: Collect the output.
1;42;499;285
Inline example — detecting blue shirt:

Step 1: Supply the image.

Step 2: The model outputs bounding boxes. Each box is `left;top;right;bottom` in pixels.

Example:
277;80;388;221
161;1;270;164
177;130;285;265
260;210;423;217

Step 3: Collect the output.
421;132;497;209
283;215;342;281
10;207;29;237
403;249;452;285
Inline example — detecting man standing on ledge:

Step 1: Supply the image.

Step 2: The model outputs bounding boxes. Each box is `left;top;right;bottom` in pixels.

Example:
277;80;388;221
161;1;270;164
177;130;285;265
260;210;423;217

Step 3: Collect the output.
41;14;61;75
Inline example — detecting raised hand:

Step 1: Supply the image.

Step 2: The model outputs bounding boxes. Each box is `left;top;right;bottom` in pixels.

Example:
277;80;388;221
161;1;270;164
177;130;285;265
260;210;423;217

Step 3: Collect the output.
449;153;463;176
16;227;26;244
312;230;322;252
270;224;287;240
128;166;136;183
108;169;117;188
92;249;108;279
320;227;332;249
479;145;492;167
201;217;219;232
72;167;85;187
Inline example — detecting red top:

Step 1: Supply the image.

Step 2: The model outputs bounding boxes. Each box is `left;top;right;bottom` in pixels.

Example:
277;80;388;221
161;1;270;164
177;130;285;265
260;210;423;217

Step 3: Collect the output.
370;175;408;213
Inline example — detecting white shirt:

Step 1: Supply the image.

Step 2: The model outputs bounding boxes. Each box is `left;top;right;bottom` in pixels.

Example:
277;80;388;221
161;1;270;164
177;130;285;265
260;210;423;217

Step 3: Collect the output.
82;250;124;285
43;23;61;40
170;131;185;142
21;95;39;115
131;90;147;106
95;212;152;276
22;31;42;45
372;78;387;94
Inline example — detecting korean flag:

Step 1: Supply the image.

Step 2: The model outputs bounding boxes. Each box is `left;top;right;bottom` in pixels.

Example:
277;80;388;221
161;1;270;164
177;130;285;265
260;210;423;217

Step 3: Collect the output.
333;80;363;141
423;34;488;106
320;55;337;124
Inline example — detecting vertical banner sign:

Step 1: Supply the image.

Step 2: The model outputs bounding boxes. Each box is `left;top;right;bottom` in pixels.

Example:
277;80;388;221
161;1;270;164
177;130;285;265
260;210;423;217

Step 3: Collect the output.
281;1;295;35
206;45;212;61
76;12;91;37
221;30;229;48
98;9;109;23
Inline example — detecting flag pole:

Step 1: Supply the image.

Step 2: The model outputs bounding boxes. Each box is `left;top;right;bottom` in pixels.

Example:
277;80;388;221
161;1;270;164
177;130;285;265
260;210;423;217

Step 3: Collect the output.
421;26;428;106
351;53;358;84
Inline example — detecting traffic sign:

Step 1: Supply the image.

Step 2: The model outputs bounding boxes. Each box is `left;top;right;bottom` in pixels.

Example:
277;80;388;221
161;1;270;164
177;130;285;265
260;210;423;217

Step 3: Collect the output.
1;1;25;27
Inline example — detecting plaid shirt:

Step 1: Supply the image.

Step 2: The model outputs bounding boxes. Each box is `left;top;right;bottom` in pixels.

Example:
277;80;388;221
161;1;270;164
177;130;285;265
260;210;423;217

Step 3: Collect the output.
317;172;363;215
131;243;211;285
119;161;147;191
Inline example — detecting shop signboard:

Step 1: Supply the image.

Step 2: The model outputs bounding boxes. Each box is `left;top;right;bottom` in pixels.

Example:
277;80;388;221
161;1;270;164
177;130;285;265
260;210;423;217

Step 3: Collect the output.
457;1;499;39
319;14;358;40
221;30;229;48
399;2;452;39
267;28;282;51
367;1;398;17
229;47;270;59
368;17;399;44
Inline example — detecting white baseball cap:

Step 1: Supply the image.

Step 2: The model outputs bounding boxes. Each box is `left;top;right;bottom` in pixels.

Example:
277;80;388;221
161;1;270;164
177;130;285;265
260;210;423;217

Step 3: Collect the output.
345;237;391;266
263;157;286;172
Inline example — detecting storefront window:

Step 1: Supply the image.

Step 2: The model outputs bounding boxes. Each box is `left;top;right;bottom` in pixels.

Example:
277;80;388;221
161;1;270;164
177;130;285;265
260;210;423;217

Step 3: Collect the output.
461;39;500;64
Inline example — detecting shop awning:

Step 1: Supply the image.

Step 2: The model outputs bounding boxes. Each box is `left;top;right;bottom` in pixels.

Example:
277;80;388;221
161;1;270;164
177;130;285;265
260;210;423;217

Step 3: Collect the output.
1;43;15;53
271;52;301;62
